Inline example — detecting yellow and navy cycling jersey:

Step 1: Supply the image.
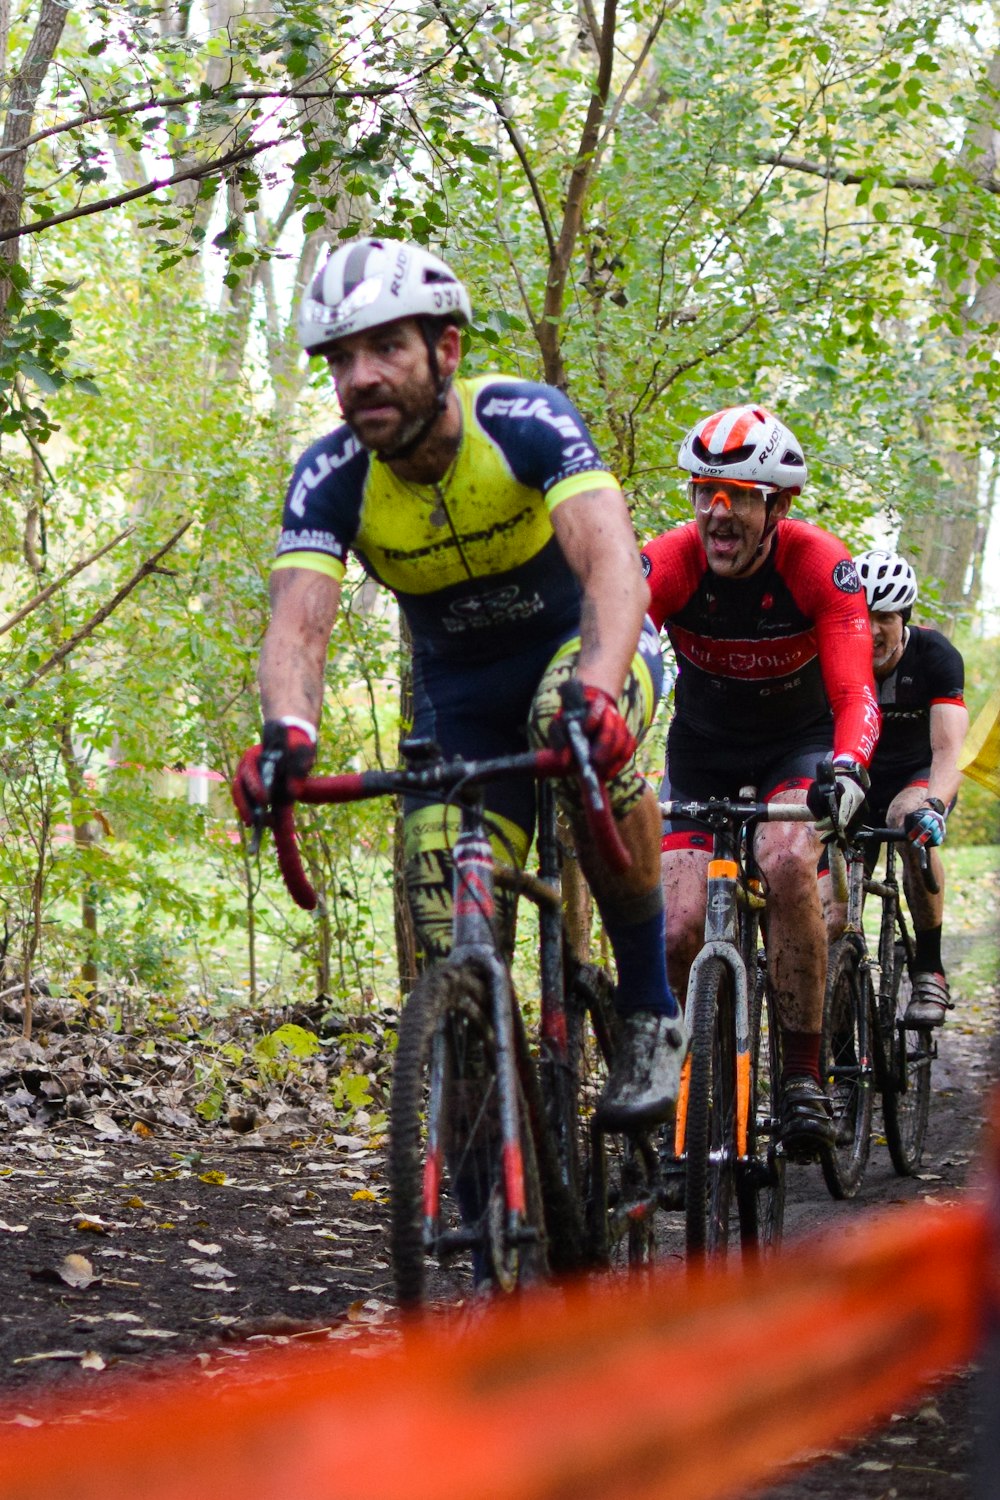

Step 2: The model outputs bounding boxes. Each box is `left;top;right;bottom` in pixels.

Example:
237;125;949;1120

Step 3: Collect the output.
274;374;619;662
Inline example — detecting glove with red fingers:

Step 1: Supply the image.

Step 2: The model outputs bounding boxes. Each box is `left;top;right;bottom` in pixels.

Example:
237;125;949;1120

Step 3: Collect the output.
904;799;947;848
232;718;317;827
549;683;636;779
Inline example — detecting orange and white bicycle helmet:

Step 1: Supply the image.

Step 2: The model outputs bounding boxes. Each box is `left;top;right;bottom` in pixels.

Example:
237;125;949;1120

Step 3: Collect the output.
678;405;808;493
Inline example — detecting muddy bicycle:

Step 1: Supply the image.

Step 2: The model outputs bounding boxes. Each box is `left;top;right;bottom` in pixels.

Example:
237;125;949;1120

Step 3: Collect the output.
821;823;938;1198
658;789;828;1261
261;689;666;1306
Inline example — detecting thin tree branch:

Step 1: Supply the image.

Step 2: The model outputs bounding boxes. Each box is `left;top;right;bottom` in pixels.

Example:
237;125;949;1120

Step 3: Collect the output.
0;137;284;244
757;150;999;195
0;526;135;639
22;520;192;689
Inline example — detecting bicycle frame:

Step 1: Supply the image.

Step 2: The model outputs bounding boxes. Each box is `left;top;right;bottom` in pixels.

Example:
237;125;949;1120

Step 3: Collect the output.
663;797;811;1166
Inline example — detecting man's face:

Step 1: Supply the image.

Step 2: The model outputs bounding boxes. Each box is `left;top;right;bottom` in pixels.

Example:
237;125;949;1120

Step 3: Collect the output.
325;319;443;456
690;479;788;577
869;608;905;672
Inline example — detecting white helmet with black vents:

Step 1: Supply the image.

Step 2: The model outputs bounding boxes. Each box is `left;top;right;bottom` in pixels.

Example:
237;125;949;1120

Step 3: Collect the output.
854;548;918;613
298;238;472;356
678;404;808;493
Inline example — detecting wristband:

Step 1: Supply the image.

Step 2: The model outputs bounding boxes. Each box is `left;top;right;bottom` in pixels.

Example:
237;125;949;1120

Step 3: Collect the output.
276;715;318;744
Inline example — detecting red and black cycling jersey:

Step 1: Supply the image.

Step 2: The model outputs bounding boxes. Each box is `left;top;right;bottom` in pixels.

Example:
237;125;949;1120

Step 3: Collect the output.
641;518;880;764
869;625;965;789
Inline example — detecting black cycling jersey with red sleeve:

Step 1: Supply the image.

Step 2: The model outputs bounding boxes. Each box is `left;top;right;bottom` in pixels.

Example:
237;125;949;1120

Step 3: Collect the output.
869;625;965;788
641;518;880;764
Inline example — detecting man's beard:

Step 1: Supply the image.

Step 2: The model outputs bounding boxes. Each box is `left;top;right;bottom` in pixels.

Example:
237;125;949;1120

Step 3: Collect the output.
345;387;441;461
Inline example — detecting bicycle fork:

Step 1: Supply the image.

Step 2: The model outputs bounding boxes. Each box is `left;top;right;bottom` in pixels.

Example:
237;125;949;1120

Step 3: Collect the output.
427;795;535;1258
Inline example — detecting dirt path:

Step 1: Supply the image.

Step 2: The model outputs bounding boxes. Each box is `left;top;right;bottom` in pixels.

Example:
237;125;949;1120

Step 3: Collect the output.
0;898;996;1498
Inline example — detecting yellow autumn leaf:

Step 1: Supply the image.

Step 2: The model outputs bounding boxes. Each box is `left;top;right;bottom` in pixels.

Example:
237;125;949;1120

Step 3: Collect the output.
132;1120;153;1138
198;1171;227;1186
351;1189;377;1202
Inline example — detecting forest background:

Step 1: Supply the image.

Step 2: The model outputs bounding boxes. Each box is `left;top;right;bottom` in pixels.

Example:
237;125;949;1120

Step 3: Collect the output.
0;0;997;1055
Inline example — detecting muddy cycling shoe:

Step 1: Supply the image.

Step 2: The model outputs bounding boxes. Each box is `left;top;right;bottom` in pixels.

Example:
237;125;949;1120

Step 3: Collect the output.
903;972;953;1029
595;1009;688;1131
778;1074;835;1161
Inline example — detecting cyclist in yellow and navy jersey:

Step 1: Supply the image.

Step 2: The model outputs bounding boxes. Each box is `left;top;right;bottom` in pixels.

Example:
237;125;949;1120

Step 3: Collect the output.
234;237;685;1129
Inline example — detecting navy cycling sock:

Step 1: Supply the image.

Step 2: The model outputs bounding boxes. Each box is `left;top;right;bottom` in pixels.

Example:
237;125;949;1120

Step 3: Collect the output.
602;899;680;1019
914;925;944;975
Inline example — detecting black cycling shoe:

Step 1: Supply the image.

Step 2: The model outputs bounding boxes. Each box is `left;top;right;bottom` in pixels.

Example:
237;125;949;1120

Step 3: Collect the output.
779;1074;835;1161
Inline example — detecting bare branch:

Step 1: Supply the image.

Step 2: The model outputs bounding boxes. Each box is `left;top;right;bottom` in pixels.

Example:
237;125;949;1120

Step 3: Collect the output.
0;136;285;245
0;527;136;639
757;150;999;196
22;520;192;689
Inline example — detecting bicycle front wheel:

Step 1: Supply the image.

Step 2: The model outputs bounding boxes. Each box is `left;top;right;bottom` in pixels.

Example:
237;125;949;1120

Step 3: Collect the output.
881;941;932;1175
389;961;548;1310
737;956;785;1255
685;956;739;1260
565;964;660;1271
820;938;874;1200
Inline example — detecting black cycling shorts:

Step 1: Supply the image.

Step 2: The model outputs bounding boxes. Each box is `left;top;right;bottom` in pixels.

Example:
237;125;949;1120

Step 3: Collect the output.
661;719;833;852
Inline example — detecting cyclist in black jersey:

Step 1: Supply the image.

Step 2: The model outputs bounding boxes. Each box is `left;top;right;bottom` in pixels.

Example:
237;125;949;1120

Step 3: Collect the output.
233;237;686;1128
854;549;969;1026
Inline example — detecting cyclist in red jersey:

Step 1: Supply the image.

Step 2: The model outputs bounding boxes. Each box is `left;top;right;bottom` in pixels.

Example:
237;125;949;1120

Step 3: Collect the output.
641;405;880;1158
854;549;969;1027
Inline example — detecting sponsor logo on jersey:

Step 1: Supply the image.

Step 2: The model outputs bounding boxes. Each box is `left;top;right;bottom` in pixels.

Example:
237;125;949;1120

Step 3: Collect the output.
479;393;589;446
832;559;861;594
441;585;545;632
276;528;344;559
669;623;817;679
641;553;652;577
289;437;364;516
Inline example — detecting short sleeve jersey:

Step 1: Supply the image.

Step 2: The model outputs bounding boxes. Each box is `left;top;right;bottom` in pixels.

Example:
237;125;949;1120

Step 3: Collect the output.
640;518;880;764
870;626;965;785
273;374;618;664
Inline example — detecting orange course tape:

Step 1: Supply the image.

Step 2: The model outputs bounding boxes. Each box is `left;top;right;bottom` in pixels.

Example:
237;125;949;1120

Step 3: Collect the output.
0;1202;989;1500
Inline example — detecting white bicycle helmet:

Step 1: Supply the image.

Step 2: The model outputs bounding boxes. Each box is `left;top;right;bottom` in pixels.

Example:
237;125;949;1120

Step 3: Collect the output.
298;238;472;355
678;405;807;493
854;548;918;612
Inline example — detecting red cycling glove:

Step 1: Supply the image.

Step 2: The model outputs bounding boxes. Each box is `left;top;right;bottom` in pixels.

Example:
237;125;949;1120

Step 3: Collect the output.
232;721;316;826
550;684;636;779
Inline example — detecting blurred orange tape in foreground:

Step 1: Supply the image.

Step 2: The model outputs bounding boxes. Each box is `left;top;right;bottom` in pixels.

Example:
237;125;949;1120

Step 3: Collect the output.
0;1202;991;1500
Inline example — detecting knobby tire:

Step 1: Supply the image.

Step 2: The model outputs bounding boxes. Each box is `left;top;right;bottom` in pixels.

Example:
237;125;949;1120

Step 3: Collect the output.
821;938;874;1200
389;960;548;1310
737;956;785;1254
685;956;739;1260
881;941;932;1175
564;963;660;1270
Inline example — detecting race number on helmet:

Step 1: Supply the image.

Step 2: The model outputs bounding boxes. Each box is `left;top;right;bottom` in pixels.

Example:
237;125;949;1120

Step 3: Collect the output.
854;548;918;612
298;238;472;355
678;405;808;492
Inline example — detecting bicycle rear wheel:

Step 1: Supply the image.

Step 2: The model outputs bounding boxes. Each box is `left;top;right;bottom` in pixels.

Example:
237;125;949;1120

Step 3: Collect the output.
737;956;785;1254
565;964;660;1270
820;938;874;1200
881;940;932;1175
685;956;739;1260
389;960;548;1309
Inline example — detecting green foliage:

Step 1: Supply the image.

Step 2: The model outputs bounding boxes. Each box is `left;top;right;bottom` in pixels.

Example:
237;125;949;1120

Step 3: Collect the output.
0;0;996;1021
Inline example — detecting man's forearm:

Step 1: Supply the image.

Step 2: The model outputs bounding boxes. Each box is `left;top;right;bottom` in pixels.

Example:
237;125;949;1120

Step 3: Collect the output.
258;569;340;727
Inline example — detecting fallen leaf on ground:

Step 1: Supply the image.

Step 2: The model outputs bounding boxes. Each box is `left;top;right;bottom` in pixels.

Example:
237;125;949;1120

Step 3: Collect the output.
58;1254;96;1289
